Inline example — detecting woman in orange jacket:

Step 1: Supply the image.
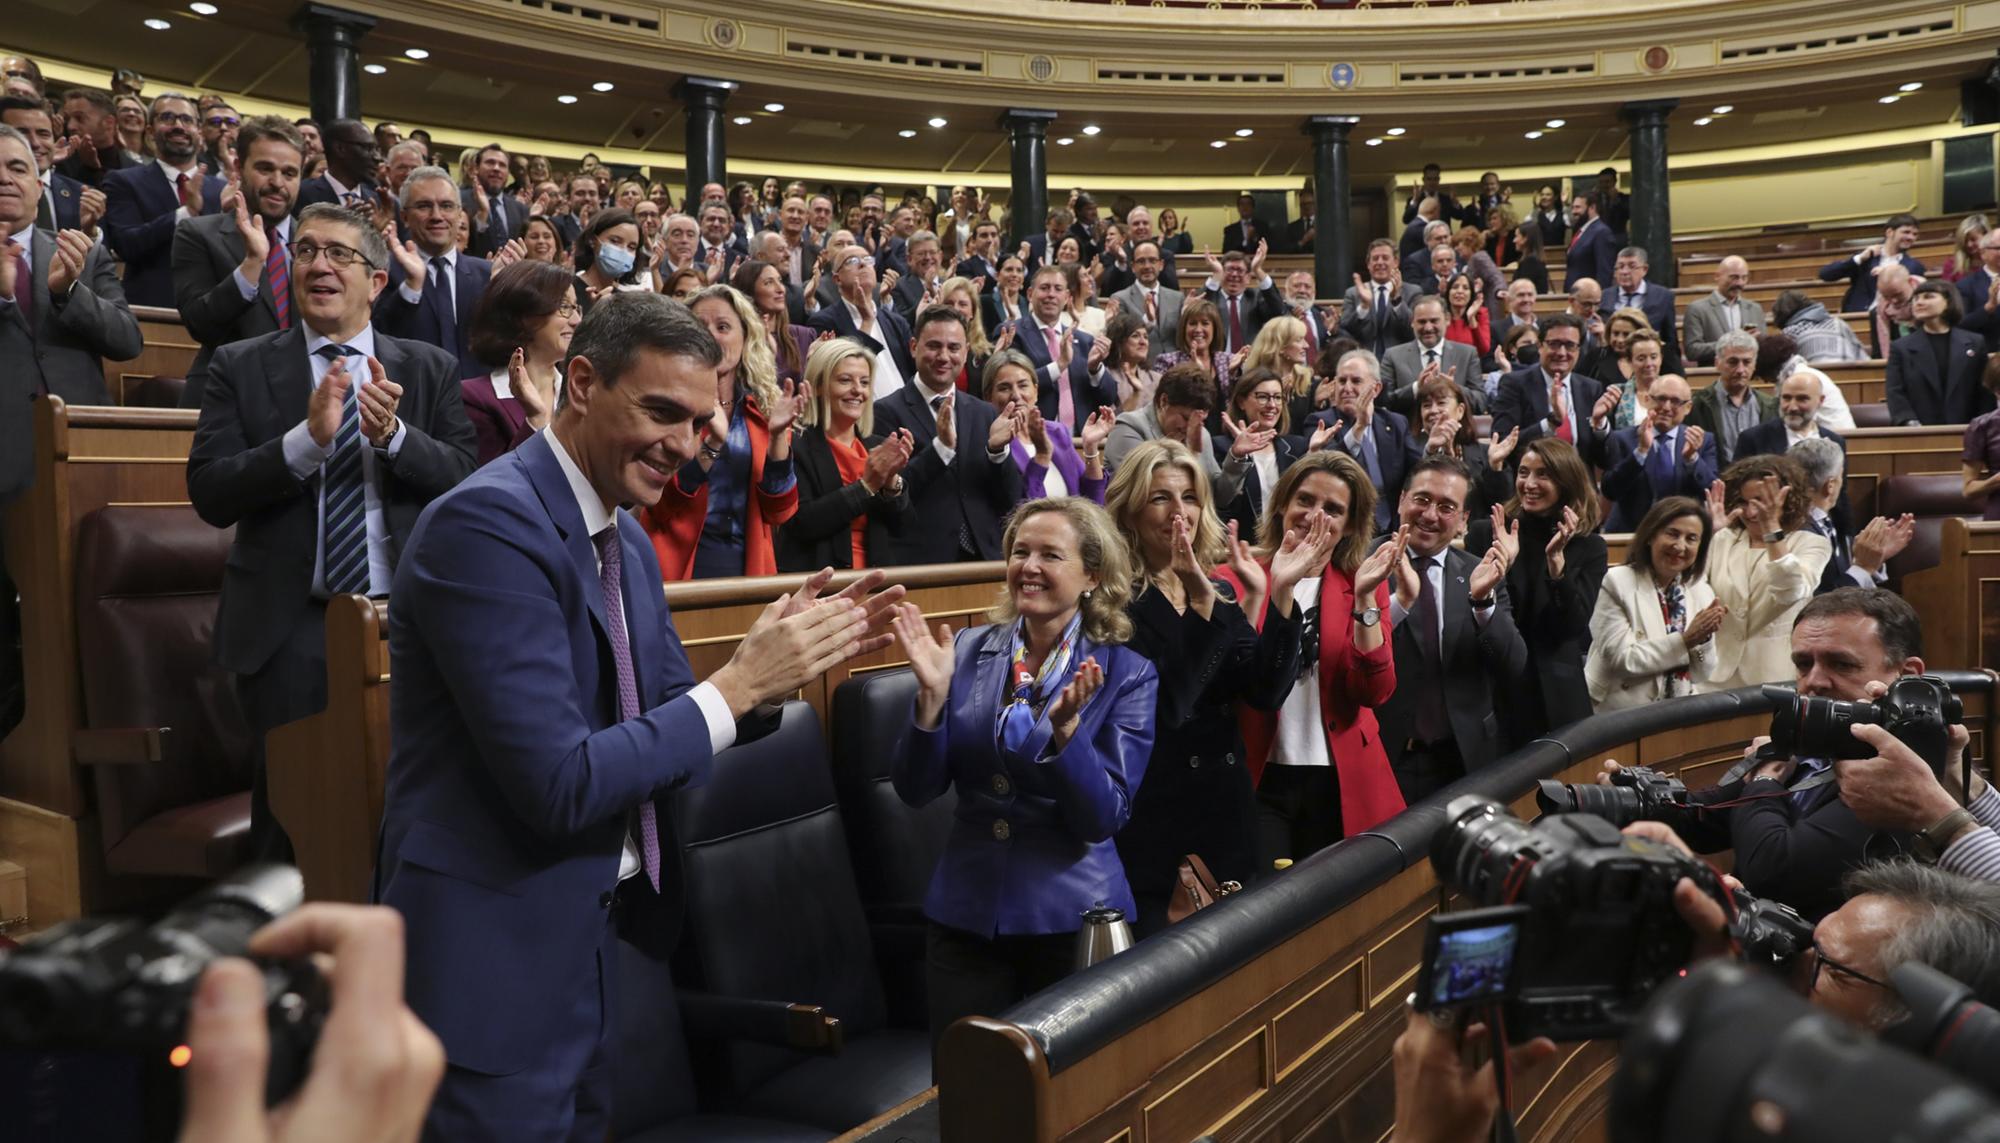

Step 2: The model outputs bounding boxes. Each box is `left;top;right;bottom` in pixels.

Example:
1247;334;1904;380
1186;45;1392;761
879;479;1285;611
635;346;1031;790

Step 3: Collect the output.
643;284;807;579
1214;449;1407;869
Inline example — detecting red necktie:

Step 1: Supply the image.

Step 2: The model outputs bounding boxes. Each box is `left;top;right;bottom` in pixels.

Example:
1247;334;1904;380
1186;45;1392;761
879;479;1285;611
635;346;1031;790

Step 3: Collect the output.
1552;377;1575;443
265;221;291;329
1144;289;1158;323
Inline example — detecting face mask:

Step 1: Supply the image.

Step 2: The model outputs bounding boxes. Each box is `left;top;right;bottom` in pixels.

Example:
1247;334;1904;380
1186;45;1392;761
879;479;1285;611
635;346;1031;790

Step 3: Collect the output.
596;242;635;278
1516;344;1540;367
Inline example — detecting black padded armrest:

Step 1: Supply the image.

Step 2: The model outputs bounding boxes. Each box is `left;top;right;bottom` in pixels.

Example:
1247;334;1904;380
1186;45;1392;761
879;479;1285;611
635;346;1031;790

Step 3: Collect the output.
678;989;845;1055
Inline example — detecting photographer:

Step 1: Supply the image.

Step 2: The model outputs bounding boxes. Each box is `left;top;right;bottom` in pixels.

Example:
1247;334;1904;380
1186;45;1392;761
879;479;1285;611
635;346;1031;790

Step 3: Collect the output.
1388;1004;1555;1143
1608;588;1947;919
1839;719;2000;883
179;903;444;1143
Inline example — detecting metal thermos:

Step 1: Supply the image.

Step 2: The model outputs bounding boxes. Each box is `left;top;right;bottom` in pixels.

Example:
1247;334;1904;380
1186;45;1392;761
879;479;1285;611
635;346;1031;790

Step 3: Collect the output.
1074;904;1135;970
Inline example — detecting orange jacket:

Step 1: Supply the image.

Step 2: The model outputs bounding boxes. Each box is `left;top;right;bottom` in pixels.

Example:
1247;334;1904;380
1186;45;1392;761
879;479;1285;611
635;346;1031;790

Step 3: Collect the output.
642;398;800;579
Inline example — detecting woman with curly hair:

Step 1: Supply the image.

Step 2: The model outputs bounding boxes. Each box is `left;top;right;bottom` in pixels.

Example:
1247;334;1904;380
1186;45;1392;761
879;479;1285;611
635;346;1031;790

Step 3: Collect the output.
1700;454;1831;691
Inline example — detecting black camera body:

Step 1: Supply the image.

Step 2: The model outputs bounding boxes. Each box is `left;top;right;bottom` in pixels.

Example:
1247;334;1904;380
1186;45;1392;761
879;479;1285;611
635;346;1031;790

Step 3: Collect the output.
1762;675;1962;772
0;865;326;1141
1431;795;1813;1041
1536;764;1690;827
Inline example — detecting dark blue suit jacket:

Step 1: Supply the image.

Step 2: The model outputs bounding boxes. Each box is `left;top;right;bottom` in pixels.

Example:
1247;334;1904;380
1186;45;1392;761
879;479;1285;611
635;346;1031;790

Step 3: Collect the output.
872;381;1024;563
45;170;85;231
296;173;378;212
808;298;915;385
1563;219;1619;293
375;430;713;1077
1309;407;1422;531
1959;268;2000;351
1820;250;1926;315
1599;282;1682;372
1599;424;1720;532
892;624;1157;936
1012;315;1114;434
373;251;492;379
101;162;225;307
1490;366;1611;468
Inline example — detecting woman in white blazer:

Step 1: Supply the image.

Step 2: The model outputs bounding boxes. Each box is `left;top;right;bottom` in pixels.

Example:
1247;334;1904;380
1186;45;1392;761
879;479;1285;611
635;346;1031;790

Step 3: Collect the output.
1702;455;1832;692
1586;497;1727;712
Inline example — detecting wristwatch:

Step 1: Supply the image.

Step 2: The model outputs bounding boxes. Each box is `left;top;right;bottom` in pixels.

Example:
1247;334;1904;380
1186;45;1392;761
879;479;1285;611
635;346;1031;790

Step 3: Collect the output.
1351;606;1381;628
1763;530;1786;544
1910;807;1977;863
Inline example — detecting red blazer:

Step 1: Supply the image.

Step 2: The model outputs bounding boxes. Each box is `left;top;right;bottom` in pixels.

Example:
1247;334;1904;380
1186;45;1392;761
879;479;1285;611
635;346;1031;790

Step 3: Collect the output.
1447;308;1491;356
1216;561;1404;837
641;397;800;579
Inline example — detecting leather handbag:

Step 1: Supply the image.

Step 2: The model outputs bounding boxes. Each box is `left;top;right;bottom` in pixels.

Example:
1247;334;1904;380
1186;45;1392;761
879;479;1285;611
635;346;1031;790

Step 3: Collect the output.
1166;853;1240;925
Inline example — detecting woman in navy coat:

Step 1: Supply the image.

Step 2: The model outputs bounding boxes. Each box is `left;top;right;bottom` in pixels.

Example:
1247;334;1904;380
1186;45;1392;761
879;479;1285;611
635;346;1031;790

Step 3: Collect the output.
891;497;1159;1047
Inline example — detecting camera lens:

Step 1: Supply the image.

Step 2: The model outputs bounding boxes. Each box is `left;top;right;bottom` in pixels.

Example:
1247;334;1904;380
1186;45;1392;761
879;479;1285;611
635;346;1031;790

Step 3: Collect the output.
0;959;83;1041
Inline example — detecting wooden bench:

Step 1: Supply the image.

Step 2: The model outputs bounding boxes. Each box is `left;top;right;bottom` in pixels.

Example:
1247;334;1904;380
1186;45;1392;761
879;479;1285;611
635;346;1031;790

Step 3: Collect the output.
0;398;203;927
1678;239;1954;285
268;563;1011;905
1904;517;2000;675
1843;424;1967;520
1674;218;1958;260
105;305;200;406
1677;360;1888;407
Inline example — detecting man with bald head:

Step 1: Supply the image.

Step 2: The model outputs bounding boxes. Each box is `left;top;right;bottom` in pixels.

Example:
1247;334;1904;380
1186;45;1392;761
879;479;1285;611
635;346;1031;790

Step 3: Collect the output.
1683;255;1765;365
1121;205;1180;288
1869;262;1921;358
1565;277;1606;355
1599;373;1717;531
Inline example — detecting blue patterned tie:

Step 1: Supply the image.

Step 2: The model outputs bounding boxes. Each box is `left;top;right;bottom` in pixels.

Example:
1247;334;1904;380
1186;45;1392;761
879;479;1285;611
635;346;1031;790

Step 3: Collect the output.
317;344;370;596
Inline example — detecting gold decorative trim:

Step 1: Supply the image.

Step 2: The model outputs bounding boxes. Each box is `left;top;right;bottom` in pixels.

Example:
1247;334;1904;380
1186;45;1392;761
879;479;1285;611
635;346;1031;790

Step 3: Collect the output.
707;17;741;48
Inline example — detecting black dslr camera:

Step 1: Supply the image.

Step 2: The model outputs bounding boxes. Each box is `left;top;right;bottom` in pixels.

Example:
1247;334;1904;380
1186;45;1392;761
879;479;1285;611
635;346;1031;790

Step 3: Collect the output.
0;865;327;1142
1429;795;1813;1041
1536;764;1690;827
1761;676;1962;773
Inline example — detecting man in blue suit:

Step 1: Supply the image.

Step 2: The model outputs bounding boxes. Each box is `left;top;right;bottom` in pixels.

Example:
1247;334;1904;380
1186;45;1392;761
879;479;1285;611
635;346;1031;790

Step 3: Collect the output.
1820;213;1927;315
0;97;98;234
102;91;225;306
1562;190;1618;294
1599;245;1682;374
1309;348;1422;533
1958;228;2000;352
1599;374;1718;531
377;292;898;1141
373;166;491;379
1014;264;1114;434
1489;314;1616;469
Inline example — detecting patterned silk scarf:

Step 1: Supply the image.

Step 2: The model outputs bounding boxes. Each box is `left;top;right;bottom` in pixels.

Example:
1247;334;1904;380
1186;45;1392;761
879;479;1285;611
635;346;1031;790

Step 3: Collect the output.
997;612;1084;754
1659;583;1691;692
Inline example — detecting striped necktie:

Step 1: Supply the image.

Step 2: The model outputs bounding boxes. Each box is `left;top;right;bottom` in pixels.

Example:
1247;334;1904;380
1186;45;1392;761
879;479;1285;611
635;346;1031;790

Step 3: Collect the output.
317;344;370;596
265;221;290;329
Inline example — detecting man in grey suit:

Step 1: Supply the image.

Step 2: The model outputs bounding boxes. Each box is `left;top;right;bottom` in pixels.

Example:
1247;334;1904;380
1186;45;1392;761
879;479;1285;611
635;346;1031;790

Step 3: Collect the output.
1380;295;1482;414
1681;256;1765;366
0;123;142;740
1340;238;1420;359
1110;239;1183;359
1374;455;1527;801
174;116;304;409
187;201;477;858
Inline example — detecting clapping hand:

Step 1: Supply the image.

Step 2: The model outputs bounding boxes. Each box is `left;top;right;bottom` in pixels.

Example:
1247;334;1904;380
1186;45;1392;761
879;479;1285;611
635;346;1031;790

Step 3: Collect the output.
1024;405;1053;458
1308;416;1340;452
1426;415;1460;457
179;168;207;216
1351;274;1371;311
44;229;92;298
1224;519;1269;612
986;398;1020;452
507;348;550;428
1703;479;1734;530
308;356;353;448
862;428;916;493
1168;513;1217;614
1545;504;1580;578
1487;425;1519;470
767;378;809;436
1202;245;1224;278
1683;599;1726;647
1080;405;1116;455
1487;504;1521;568
1851;513;1915;574
1681;424;1705;463
1270;511;1336;600
1354;525;1410;596
1223;411;1275;458
1468;544;1506;601
358;357;404;446
1591;384;1623;425
388;230;428;290
1045;656;1105;753
893;602;957;722
1636;415;1656;454
78;186;105;232
490;238;527;272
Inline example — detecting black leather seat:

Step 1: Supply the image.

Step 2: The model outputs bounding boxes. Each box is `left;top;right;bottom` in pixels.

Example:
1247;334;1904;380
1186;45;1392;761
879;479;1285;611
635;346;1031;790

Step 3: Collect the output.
671;700;932;1133
829;668;954;1028
1848;402;1892;429
1878;473;1979;581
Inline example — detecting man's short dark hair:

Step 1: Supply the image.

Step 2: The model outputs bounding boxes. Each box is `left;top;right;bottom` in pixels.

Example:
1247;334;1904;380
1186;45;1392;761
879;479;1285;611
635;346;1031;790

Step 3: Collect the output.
1367;237;1396;256
233;115;304;164
1886;213;1920;231
1771;288;1814;329
1541;312;1585;338
61;87;114;114
1131;238;1161;262
565;292;720;399
1219;250;1249;267
1795;587;1923;664
1422;163;1442;176
913;304;966;339
477;142;507;163
1406;454;1475;491
295;203;389;270
1156;363;1217;412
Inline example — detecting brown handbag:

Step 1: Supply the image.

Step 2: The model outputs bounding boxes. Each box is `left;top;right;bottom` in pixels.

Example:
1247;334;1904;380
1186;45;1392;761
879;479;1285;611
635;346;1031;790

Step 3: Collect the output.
1166;853;1241;924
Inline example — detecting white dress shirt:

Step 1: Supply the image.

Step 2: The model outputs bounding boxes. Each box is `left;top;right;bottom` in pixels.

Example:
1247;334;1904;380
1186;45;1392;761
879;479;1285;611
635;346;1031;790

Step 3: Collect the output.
278;325;404;597
544;425;736;881
845;298;905;399
1271;577;1332;768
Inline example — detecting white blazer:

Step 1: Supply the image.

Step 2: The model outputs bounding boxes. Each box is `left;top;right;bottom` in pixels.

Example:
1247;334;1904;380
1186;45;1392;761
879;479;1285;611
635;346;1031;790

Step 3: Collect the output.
1703;526;1831;692
1585;564;1723;712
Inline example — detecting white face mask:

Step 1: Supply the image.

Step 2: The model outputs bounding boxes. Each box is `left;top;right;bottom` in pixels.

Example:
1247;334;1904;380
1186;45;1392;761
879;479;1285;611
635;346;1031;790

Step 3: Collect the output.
596;243;635;277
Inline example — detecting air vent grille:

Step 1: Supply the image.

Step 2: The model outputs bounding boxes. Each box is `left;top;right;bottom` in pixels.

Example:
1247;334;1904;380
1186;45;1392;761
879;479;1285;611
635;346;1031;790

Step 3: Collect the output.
1722;19;1953;61
503;0;660;33
785;38;984;73
1096;66;1286;84
1399;60;1595;84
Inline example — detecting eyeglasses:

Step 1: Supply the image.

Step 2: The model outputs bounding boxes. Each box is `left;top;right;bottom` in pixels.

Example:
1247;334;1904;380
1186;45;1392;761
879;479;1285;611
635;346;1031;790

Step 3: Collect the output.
153;112;197;128
1649;396;1689;409
840;256;875;270
290;241;371;269
205;116;240;129
1542;339;1581;353
1406;492;1463;519
1807;942;1889;994
1247;391;1286;404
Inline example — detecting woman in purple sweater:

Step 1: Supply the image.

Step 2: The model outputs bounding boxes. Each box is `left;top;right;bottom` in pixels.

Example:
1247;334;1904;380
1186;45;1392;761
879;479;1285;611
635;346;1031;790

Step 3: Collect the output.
981;349;1114;504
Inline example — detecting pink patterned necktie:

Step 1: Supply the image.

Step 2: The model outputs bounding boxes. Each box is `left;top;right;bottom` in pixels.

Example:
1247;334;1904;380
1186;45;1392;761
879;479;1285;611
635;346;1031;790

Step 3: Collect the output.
594;525;661;892
1045;323;1074;427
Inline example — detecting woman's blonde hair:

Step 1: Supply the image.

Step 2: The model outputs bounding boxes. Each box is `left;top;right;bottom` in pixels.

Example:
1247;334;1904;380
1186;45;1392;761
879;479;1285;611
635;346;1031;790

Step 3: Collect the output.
801;337;876;435
1102;439;1227;578
989;498;1136;645
690;284;780;418
1255;450;1376;576
1242;315;1312;398
1608;306;1655;339
938;275;991;357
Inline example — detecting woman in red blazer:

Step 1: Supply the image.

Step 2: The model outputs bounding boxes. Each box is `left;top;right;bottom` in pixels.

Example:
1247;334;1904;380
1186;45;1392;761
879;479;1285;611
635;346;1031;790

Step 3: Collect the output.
642;284;806;579
1215;449;1407;869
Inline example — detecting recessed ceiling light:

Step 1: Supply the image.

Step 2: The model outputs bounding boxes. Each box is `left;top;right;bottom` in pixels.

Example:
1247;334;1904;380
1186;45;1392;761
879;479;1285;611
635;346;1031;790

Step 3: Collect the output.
732;116;753;125
593;81;615;92
404;48;429;59
1693;117;1713;126
1234;128;1254;137
1082;125;1101;136
764;102;784;113
1385;127;1406;136
1545;119;1566;129
1900;81;1924;93
1365;138;1383;147
557;94;578;105
1210;140;1227;148
189;2;218;13
143;18;171;29
928;117;948;128
1524;130;1544;140
1055;137;1074;146
898;129;916;138
363;63;387;75
1712;104;1732;114
1879;95;1901;104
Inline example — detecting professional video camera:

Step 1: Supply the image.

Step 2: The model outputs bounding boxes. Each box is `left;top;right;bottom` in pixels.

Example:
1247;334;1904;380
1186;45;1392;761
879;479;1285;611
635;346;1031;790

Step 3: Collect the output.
0;864;327;1141
1883;961;2000;1095
1427;795;1813;1041
1537;676;1965;828
1610;962;2000;1143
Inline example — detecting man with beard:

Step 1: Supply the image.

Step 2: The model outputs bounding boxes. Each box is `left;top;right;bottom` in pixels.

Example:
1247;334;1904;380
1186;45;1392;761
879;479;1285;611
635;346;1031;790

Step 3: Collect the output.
55;87;142;187
174;116;306;409
374;166;495;378
296;118;382;214
461;143;524;259
102;91;225;306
